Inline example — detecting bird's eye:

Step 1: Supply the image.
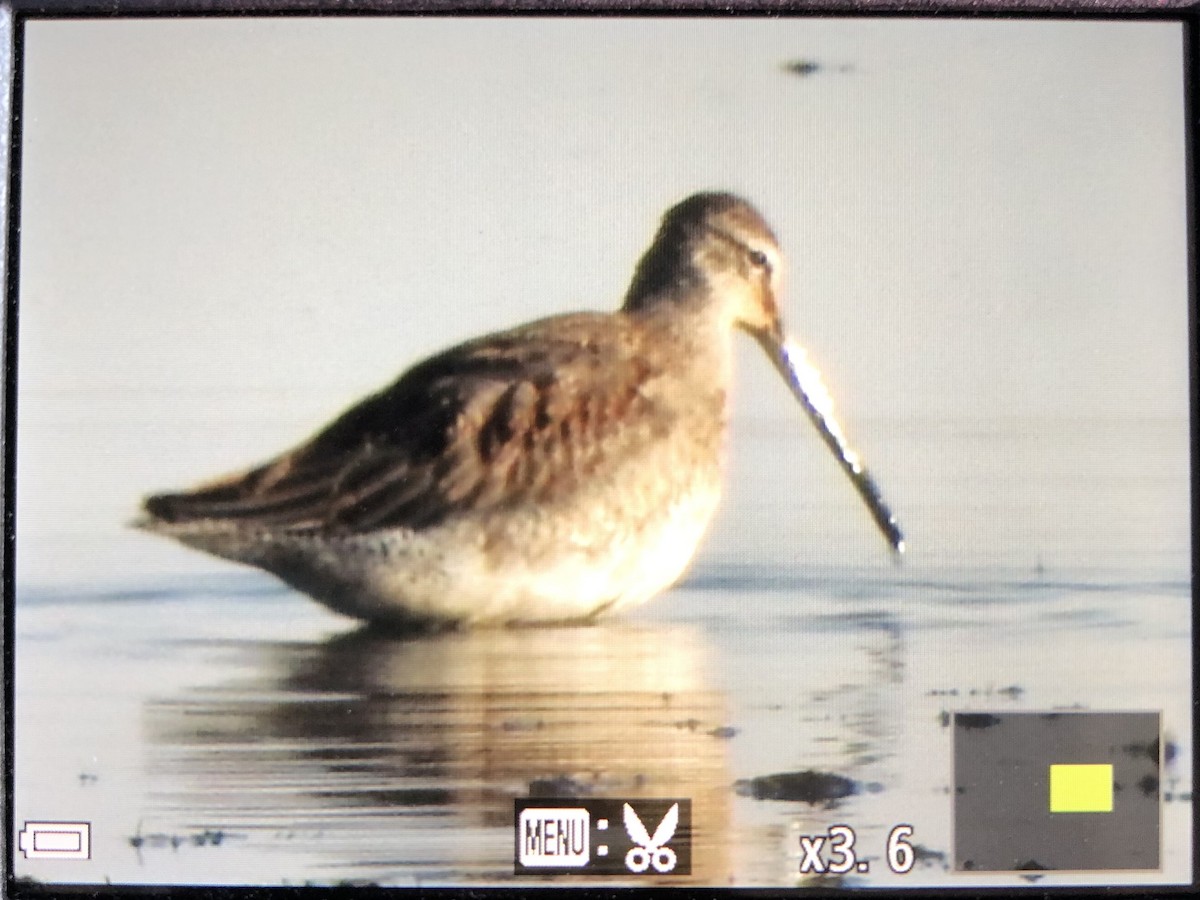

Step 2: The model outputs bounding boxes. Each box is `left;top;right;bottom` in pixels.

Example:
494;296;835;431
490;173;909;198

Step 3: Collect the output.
748;249;772;273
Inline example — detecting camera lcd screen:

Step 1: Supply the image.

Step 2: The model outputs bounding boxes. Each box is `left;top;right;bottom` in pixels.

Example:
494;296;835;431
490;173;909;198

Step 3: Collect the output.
6;13;1194;893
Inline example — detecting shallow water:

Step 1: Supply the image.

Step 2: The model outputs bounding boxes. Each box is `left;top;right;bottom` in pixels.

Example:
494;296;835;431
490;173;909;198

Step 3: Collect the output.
10;415;1194;888
13;555;1193;889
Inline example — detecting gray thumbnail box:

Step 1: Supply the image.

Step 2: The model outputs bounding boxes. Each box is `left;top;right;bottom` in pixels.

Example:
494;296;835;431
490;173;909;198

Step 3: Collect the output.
953;712;1160;872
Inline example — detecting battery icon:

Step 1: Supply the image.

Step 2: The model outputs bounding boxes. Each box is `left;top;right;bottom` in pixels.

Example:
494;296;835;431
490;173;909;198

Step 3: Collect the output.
18;822;91;860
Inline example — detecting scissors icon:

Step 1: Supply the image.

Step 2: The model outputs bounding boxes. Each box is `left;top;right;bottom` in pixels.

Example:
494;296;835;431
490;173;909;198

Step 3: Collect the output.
623;802;679;873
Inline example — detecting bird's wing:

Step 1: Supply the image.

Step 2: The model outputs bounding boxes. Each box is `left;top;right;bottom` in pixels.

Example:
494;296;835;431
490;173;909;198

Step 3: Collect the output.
143;313;667;533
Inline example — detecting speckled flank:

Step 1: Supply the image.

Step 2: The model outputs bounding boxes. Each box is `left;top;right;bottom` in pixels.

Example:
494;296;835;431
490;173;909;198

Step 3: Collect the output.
140;192;889;627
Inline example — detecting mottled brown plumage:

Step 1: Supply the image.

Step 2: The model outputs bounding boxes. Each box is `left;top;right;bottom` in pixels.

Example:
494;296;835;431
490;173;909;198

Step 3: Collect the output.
140;192;898;628
146;314;675;535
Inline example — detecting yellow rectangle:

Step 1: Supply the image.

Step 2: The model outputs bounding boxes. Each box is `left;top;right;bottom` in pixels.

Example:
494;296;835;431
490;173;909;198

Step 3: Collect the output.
1049;764;1113;813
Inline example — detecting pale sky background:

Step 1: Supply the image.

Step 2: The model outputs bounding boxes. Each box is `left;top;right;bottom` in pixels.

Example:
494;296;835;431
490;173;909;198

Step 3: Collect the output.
10;17;1192;585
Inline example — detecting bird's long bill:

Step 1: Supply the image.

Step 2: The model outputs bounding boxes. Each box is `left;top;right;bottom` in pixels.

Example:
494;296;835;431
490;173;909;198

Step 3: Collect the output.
765;334;906;556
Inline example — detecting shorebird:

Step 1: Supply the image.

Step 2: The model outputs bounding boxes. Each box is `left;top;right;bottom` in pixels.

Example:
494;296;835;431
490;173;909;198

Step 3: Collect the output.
141;193;903;628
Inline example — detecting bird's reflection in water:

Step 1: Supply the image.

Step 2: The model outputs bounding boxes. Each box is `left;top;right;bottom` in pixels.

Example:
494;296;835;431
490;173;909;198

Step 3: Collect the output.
144;620;731;885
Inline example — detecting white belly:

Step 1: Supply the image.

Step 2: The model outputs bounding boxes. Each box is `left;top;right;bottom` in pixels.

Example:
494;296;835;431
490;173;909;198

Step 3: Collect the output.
347;481;723;625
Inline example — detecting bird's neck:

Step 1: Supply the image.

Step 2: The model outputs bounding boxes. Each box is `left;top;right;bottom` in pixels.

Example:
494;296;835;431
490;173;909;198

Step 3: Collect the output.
621;292;737;422
620;241;739;404
621;232;709;313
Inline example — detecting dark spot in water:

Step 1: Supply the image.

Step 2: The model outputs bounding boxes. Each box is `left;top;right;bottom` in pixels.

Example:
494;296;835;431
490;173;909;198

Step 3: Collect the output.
1124;739;1159;763
708;725;739;739
369;787;452;806
529;775;590;798
734;770;858;804
912;844;948;868
956;713;1001;730
1015;858;1050;870
1138;774;1159;798
997;684;1024;699
501;717;543;733
782;59;822;77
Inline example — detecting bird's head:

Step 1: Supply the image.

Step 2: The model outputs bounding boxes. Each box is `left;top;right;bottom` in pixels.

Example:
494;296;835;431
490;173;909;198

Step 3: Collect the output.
622;191;786;345
623;191;905;557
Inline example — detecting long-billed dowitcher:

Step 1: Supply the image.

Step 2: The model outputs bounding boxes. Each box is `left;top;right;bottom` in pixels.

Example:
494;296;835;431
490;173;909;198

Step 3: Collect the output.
141;193;903;627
